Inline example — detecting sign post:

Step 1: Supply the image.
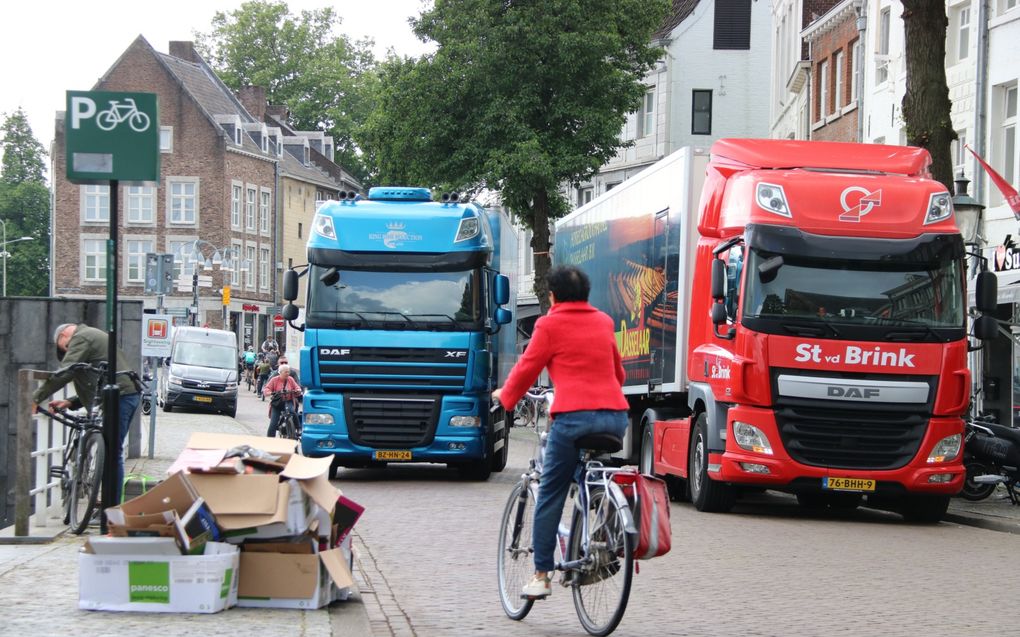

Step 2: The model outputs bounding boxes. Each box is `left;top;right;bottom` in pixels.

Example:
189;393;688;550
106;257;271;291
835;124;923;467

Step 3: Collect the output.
66;90;159;532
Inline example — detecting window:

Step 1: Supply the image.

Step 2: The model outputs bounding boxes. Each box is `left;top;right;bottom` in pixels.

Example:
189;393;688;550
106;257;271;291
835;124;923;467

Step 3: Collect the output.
168;180;197;224
714;0;752;50
246;186;256;231
259;246;270;290
83;238;107;281
638;89;654;138
834;51;845;110
298;222;303;239
851;41;861;103
159;126;173;153
580;188;593;207
1004;85;1018;189
126;239;154;283
231;240;242;286
82;185;109;222
952;130;968;174
231;183;242;228
876;8;891;84
245;244;256;289
260;189;271;234
126;186;154;224
168;239;195;279
692;90;712;135
819;60;830;119
956;6;971;62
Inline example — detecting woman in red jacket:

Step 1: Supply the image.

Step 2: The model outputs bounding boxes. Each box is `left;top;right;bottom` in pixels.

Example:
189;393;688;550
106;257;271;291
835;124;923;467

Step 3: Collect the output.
493;265;628;600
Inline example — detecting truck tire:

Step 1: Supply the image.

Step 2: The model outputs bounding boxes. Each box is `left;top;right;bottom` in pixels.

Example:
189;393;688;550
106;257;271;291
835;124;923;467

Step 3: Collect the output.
689;413;735;513
490;407;509;472
329;456;343;480
900;494;950;523
640;423;688;501
458;460;492;481
639;424;655;475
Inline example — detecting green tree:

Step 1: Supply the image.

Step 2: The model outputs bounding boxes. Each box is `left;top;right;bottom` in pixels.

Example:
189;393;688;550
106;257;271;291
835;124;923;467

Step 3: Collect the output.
196;0;377;184
361;0;668;309
0;108;50;297
901;1;955;192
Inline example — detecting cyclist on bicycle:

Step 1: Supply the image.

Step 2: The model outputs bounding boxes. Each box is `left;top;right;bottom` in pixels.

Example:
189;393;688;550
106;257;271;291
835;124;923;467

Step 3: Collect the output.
262;364;302;437
261;336;279;355
255;355;272;397
31;323;141;504
493;265;628;600
243;346;257;385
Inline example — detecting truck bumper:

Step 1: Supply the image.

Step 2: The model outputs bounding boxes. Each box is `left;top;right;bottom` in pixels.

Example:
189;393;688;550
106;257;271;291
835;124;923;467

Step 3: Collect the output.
711;406;965;495
301;431;486;464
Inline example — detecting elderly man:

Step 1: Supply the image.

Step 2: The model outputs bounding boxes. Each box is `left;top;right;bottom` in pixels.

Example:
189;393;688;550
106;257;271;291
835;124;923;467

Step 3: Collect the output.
261;363;302;437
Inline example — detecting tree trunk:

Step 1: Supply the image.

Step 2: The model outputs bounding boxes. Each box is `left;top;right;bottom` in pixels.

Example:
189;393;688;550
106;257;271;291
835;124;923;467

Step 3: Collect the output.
900;1;956;192
529;189;553;315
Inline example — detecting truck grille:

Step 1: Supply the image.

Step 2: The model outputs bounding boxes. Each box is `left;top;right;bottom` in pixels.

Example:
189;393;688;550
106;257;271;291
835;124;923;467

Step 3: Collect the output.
181;379;227;392
344;394;439;448
318;347;467;391
774;403;927;470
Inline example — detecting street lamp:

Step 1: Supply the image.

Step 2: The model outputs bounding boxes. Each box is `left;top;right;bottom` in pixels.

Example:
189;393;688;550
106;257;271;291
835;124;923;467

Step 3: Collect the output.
0;218;35;297
172;239;250;326
953;172;985;273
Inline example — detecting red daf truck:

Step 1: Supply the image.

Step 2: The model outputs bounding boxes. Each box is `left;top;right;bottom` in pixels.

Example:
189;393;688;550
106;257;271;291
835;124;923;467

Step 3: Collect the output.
553;138;996;522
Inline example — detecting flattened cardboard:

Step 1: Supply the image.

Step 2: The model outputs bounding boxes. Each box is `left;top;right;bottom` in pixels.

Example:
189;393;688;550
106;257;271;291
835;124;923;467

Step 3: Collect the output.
188;473;280;515
215;483;289;532
319;547;355;590
280;455;333;480
299;473;342;513
239;552;319;599
186;432;296;455
243;541;315;554
120;472;198;517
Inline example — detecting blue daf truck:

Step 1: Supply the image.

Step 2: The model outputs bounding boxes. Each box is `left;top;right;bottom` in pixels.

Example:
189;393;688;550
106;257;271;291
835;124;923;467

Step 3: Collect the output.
281;187;518;480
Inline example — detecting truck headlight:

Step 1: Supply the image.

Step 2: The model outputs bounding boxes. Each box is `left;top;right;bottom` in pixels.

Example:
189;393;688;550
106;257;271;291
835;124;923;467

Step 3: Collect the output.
168;375;183;387
226;382;237;390
450;416;480;427
304;413;334;425
924;191;953;225
733;421;773;455
455;216;480;242
756;183;792;218
313;213;336;240
927;433;961;463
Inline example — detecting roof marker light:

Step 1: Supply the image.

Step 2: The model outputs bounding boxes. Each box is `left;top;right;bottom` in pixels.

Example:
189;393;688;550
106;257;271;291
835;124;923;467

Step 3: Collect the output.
312;213;336;240
756;183;792;218
455;215;480;242
924;191;953;225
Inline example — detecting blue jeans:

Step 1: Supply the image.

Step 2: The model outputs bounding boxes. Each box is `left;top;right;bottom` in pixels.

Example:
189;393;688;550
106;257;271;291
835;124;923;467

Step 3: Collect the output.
532;409;628;573
115;392;141;503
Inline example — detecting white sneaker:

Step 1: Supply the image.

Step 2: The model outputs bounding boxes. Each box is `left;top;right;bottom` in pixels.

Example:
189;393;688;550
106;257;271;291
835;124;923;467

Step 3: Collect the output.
521;574;551;599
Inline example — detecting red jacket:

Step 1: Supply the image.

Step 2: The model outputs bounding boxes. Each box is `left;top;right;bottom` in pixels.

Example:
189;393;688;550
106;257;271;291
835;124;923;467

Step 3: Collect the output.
499;301;627;415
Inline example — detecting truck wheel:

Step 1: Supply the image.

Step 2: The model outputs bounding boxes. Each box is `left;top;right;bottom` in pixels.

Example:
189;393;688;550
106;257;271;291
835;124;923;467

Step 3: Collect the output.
329;456;343;480
458;460;492;481
689;413;735;513
900;495;950;523
490;407;509;472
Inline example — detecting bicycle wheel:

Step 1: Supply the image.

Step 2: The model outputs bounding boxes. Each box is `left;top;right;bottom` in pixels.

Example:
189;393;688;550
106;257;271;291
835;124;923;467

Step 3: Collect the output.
69;430;105;535
282;412;297;440
497;481;536;620
568;486;634;637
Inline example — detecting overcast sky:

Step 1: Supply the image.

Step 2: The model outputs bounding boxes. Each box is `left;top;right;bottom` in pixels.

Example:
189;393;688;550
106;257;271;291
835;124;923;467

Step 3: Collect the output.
2;0;434;151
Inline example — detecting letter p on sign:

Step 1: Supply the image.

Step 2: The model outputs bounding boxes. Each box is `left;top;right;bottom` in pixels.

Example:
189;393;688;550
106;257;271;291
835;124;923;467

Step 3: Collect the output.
70;96;96;129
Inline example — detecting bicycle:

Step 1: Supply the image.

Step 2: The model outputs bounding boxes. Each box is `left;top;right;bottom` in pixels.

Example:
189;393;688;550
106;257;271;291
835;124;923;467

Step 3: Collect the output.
40;362;146;534
514;385;550;428
269;390;302;440
497;390;637;636
95;97;151;132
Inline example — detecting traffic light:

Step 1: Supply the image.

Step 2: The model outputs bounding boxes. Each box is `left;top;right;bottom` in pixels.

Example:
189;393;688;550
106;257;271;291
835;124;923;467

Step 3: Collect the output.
222;284;231;305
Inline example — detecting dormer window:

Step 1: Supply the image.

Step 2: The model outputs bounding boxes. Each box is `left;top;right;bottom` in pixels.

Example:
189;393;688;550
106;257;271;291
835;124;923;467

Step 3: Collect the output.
215;114;244;146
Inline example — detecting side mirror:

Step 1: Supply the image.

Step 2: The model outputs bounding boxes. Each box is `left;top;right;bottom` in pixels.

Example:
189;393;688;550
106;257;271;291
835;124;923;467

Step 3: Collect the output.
974;314;998;341
494;274;510;306
711;259;726;300
494;307;512;325
710;302;735;340
975;271;998;314
283;269;299;301
282;303;299;321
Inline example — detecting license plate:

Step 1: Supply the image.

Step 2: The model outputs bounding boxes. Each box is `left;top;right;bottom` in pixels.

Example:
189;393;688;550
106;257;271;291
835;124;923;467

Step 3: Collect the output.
823;477;875;492
193;395;213;403
374;450;411;461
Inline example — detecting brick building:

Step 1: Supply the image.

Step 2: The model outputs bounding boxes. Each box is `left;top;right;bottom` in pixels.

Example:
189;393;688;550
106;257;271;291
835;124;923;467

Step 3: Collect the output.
803;0;862;142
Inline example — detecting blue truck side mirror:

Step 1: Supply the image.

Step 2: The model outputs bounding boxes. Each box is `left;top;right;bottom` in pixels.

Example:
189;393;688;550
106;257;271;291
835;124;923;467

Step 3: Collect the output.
494;308;512;325
494;274;510;306
283;269;299;301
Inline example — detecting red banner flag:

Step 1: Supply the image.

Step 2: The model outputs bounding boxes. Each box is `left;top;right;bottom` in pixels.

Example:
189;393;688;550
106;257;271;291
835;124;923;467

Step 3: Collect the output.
967;144;1020;220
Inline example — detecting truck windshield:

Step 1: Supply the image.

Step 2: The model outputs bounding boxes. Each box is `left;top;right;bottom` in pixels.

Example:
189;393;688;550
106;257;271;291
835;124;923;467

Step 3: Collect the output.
742;247;965;338
173;343;237;370
306;265;481;330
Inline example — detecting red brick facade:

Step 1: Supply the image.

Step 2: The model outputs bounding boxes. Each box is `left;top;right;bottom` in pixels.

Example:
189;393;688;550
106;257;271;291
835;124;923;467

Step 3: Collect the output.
807;4;860;142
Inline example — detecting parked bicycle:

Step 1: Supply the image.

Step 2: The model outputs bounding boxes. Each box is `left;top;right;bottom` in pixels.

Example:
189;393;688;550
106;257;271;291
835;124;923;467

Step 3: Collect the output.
497;389;637;636
39;362;146;534
513;385;551;428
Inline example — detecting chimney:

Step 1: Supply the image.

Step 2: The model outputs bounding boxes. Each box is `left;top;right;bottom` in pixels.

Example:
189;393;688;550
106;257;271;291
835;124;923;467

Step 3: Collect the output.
266;104;290;123
169;41;201;63
237;86;267;120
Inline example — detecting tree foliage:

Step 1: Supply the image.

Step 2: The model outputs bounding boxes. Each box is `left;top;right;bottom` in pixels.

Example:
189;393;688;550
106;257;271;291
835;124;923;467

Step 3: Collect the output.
901;1;955;192
196;0;377;184
361;0;668;309
0;108;50;296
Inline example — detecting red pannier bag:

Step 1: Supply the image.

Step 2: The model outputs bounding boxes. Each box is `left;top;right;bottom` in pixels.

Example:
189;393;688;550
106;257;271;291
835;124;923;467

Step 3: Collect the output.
612;471;672;559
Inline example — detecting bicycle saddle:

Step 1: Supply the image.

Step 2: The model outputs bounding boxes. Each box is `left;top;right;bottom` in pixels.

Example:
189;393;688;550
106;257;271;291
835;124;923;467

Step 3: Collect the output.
574;433;623;453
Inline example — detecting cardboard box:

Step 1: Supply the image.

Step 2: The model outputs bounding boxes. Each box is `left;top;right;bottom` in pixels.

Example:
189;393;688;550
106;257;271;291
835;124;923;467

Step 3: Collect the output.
236;537;353;609
105;472;220;553
79;542;239;613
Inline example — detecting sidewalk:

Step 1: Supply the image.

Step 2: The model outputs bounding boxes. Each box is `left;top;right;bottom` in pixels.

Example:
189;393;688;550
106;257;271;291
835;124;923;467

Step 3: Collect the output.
0;408;373;636
946;488;1020;534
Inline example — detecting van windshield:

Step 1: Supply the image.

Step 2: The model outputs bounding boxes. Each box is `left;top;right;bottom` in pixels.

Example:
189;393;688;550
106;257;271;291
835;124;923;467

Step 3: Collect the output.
174;343;236;370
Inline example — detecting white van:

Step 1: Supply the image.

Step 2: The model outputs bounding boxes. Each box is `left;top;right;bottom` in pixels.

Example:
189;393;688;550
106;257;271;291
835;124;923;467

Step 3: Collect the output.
158;326;239;418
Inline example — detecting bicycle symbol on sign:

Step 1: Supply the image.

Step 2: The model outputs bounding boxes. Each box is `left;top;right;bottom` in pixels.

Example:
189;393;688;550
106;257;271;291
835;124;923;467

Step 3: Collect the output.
96;98;151;132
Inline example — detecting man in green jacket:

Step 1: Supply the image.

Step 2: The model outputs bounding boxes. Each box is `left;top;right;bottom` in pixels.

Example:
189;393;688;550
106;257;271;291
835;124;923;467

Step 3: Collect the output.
32;323;140;504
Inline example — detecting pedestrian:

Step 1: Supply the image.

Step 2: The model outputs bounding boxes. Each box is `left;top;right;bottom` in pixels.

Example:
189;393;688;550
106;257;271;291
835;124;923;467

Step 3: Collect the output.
262;364;302;437
492;265;628;600
32;323;141;505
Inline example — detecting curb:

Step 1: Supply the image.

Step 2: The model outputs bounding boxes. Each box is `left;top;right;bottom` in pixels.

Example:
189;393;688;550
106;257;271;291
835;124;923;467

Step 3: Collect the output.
944;511;1020;535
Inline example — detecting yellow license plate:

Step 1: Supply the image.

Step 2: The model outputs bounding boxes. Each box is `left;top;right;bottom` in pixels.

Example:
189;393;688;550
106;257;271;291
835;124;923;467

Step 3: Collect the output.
193;395;213;403
374;450;411;461
823;477;876;492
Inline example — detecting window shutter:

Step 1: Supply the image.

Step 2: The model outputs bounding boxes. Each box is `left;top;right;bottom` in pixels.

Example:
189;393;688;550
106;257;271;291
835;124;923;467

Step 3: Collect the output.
714;0;752;50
